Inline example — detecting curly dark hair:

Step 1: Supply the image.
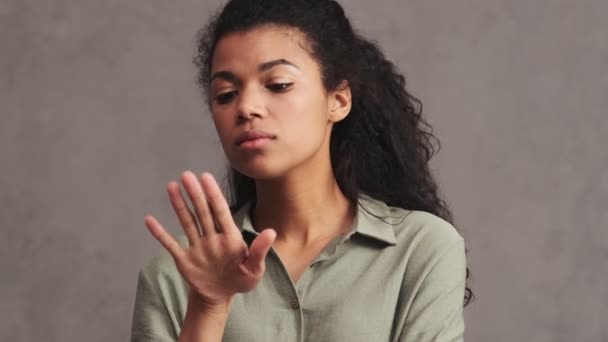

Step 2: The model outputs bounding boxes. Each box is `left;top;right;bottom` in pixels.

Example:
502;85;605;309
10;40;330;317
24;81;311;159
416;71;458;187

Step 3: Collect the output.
193;0;473;306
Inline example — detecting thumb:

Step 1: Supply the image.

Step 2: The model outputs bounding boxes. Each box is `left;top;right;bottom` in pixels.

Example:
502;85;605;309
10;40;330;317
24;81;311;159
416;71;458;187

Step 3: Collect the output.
243;228;276;272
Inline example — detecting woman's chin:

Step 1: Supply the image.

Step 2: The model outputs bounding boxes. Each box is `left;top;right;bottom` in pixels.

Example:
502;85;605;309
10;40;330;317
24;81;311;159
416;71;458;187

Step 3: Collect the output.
232;162;287;180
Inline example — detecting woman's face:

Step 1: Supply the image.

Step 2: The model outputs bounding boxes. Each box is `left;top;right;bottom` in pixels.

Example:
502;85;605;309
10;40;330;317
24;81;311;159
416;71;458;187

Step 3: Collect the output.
209;24;350;179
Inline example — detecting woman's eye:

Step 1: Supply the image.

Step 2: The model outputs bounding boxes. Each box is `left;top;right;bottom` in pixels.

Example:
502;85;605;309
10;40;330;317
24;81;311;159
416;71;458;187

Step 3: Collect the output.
214;83;292;104
215;91;237;104
267;83;293;92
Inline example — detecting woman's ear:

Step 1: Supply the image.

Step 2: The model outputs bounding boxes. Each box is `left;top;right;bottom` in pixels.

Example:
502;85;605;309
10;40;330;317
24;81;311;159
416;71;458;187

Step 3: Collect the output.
328;80;352;123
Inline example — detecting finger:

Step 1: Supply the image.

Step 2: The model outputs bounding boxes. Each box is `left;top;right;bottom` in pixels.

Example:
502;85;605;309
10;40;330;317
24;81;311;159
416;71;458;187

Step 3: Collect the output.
167;181;200;246
200;172;239;236
243;228;276;273
181;171;216;237
144;215;185;261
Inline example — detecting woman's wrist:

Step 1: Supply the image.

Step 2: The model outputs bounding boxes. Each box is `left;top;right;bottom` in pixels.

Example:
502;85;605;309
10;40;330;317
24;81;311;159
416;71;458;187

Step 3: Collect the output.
187;290;234;316
178;292;234;342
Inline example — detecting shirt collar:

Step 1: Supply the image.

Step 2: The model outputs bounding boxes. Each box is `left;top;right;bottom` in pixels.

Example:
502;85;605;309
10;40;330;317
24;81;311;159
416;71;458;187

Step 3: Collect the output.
353;194;398;245
232;193;398;246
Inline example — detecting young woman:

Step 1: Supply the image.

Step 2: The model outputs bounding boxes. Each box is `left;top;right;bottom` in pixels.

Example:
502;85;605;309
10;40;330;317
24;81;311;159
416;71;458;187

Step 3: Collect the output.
131;0;473;341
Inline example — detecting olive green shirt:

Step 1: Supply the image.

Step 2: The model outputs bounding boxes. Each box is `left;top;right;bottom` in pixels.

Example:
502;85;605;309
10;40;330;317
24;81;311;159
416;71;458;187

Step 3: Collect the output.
130;194;466;341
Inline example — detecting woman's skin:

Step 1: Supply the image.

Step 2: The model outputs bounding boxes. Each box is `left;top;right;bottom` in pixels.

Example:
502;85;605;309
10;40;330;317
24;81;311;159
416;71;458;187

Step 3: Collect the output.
144;24;354;341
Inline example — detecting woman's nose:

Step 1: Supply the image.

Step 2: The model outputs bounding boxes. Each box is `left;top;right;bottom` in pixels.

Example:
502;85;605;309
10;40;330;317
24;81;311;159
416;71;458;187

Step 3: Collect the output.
236;86;265;121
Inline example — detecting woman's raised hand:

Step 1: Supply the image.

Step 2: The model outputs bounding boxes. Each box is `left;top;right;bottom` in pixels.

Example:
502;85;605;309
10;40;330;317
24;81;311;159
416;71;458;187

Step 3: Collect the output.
144;171;276;309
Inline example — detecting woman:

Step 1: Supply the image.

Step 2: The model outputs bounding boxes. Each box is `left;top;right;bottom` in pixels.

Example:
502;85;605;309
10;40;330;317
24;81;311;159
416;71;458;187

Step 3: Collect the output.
131;0;473;341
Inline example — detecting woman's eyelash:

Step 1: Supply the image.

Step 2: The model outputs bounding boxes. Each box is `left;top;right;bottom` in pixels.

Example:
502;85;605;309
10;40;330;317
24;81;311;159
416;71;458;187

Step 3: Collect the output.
267;82;293;91
215;91;237;104
214;83;294;104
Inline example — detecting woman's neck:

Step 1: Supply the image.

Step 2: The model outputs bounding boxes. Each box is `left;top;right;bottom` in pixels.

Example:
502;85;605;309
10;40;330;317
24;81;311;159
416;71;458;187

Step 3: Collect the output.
252;171;355;248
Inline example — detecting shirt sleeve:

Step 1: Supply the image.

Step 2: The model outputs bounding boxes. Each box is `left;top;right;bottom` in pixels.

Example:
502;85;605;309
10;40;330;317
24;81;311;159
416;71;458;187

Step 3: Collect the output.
397;238;467;342
130;270;178;342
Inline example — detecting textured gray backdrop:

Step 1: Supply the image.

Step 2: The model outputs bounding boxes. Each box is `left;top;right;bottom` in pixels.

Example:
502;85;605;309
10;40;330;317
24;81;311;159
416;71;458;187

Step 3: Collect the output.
1;0;607;341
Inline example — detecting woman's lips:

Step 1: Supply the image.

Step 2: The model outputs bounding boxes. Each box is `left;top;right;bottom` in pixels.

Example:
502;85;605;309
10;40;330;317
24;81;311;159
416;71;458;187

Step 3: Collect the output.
238;137;273;149
234;129;276;146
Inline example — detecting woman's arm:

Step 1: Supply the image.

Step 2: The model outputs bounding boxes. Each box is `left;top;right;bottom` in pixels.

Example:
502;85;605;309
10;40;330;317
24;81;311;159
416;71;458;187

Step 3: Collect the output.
396;238;467;342
130;269;233;342
177;291;233;342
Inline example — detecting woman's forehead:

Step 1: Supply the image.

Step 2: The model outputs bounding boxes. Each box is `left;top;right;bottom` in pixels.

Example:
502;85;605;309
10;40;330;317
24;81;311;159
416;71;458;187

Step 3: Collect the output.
211;25;314;72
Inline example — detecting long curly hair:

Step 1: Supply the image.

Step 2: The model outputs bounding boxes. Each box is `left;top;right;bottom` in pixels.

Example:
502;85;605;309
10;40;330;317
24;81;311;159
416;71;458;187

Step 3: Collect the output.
193;0;473;306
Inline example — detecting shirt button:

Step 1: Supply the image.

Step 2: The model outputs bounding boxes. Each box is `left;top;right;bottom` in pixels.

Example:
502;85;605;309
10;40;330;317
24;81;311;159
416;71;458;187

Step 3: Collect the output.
289;300;300;310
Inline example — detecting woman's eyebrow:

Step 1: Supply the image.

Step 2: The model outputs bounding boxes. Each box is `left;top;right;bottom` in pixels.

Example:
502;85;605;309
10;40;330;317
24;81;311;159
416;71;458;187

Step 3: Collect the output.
210;59;301;84
258;59;300;72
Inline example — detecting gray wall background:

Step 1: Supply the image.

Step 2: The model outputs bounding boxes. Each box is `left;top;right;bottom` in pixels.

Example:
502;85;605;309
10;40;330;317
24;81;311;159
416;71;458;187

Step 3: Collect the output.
1;0;606;341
